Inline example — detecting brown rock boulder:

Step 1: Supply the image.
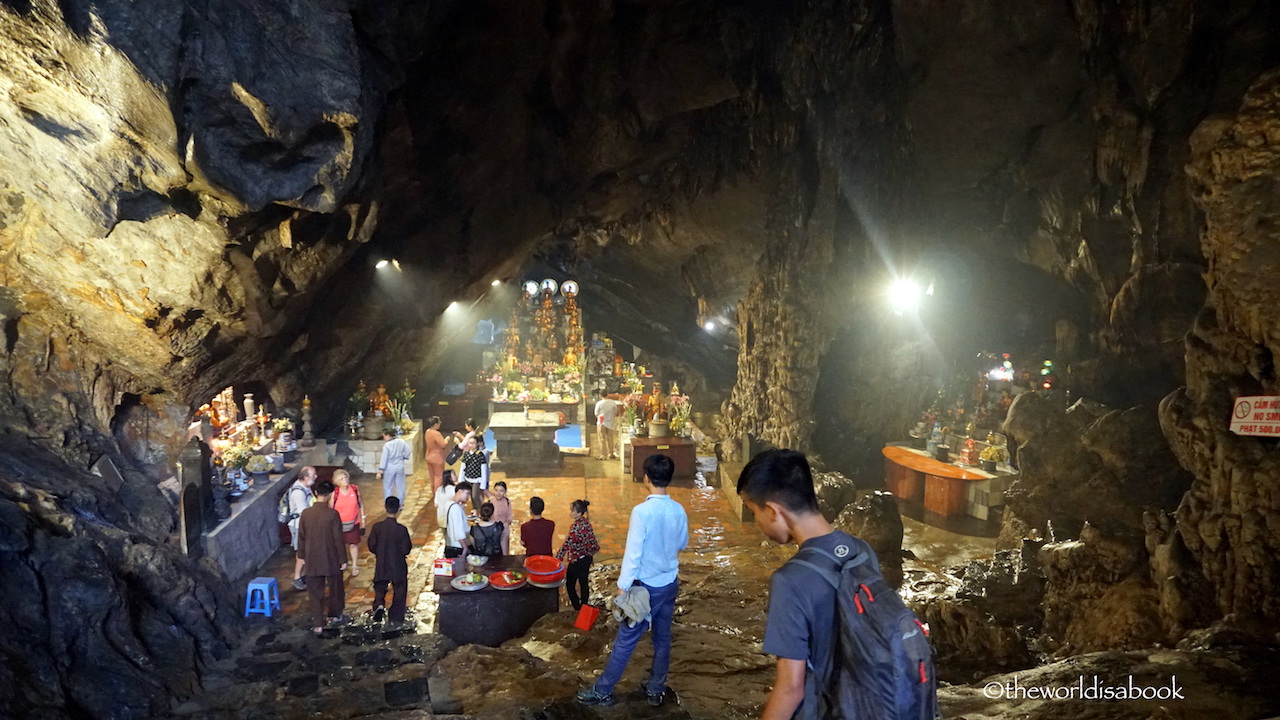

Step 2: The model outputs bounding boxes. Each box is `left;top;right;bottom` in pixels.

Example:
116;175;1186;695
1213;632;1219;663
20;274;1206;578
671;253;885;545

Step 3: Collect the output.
834;490;904;588
1038;524;1162;655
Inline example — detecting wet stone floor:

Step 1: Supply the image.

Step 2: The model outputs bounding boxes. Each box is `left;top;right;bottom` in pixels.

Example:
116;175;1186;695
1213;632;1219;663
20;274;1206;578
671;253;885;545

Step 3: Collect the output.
169;452;998;719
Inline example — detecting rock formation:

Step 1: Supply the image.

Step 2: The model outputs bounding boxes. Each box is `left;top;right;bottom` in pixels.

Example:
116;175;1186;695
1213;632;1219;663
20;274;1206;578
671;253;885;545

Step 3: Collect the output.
1;0;1280;716
1163;67;1280;626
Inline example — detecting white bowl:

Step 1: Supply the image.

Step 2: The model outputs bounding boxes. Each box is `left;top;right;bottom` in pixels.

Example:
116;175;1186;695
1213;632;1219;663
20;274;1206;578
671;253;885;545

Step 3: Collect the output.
466;555;489;567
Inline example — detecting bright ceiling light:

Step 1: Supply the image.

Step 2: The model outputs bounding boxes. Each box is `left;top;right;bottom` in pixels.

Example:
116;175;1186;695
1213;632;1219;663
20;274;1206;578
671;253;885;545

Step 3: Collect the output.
447;301;459;310
704;321;716;331
375;259;389;269
391;259;401;271
492;279;501;286
888;279;922;314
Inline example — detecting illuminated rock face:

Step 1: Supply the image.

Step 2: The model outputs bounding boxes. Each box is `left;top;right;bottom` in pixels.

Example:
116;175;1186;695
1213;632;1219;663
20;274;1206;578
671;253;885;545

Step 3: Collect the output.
2;0;1280;717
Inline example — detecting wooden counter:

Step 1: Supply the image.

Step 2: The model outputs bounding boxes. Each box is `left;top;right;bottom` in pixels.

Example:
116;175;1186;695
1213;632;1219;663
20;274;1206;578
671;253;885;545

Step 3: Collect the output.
625;436;696;483
882;444;1012;519
431;555;560;647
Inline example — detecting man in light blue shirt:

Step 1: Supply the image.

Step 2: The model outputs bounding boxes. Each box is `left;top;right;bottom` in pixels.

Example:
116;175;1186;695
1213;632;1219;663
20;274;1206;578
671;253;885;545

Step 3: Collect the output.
375;429;411;504
578;454;688;708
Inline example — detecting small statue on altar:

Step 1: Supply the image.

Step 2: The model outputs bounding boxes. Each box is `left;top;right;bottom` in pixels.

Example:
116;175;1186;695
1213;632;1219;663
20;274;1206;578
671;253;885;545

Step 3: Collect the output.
563;347;578;366
646;381;667;421
369;383;391;417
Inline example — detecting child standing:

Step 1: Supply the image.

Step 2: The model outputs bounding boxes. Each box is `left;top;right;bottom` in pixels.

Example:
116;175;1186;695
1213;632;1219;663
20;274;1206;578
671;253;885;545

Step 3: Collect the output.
367;496;412;624
459;436;489;511
491;481;514;555
556;499;600;610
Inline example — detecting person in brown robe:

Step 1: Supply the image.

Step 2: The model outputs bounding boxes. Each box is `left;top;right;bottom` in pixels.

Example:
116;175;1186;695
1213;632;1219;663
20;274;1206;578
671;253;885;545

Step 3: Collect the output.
296;480;348;634
367;496;413;624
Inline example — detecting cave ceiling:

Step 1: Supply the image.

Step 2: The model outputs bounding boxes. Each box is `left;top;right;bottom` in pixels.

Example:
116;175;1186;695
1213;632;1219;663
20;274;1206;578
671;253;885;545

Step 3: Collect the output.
0;0;1278;440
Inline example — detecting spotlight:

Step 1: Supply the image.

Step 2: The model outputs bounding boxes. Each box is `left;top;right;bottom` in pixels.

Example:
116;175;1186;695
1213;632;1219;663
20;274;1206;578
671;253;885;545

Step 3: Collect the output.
888;279;922;314
392;259;401;271
447;301;459;310
492;279;501;286
376;259;389;269
704;321;716;331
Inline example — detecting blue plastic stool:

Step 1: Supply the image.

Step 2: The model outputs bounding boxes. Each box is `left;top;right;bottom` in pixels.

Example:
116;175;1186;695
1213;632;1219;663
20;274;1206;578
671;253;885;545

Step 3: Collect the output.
245;577;281;618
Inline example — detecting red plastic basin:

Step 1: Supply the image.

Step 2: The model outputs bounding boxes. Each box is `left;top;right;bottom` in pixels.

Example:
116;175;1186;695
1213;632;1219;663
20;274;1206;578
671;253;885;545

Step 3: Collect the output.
524;555;563;575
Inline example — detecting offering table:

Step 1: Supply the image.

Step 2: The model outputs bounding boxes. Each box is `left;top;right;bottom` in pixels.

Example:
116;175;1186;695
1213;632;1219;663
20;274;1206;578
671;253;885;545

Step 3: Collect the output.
431;555;561;647
625;436;696;483
882;444;1013;520
489;411;563;472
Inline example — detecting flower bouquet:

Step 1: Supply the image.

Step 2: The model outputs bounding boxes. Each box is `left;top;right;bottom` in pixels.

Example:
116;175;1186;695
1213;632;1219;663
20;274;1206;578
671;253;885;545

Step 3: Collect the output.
221;443;252;469
506;380;526;395
668;394;691;434
395;380;417;406
272;417;293;433
623;394;640;428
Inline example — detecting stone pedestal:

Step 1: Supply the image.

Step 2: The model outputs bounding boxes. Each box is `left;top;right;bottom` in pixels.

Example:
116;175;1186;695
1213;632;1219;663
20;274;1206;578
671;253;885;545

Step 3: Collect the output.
205;442;330;580
489;411;562;473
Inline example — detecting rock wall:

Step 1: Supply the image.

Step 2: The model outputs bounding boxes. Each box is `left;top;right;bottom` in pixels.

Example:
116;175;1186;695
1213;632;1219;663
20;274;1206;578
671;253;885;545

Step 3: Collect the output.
1163;66;1280;625
0;435;240;719
717;164;838;458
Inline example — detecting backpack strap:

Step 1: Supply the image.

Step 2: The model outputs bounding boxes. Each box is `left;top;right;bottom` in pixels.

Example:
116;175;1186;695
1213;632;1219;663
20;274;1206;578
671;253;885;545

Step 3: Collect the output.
788;544;869;589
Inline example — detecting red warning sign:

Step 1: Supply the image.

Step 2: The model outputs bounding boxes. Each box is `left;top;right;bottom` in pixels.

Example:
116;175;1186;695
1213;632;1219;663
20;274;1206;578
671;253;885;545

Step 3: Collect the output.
1229;396;1280;437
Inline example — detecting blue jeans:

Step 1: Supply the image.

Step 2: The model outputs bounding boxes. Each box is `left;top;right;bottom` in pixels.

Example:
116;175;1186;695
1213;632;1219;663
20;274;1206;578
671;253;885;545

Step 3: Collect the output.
593;580;678;696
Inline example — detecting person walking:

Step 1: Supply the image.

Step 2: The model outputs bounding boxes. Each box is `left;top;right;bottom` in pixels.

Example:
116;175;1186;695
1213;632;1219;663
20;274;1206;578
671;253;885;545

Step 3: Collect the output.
367;496;413;625
556;499;600;611
594;389;620;460
296;480;350;635
424;416;449;493
328;469;365;576
577;455;688;707
375;429;410;504
287;466;317;591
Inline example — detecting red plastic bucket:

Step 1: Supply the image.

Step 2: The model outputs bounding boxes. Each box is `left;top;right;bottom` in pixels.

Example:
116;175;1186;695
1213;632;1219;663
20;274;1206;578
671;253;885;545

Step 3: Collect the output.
574;604;601;631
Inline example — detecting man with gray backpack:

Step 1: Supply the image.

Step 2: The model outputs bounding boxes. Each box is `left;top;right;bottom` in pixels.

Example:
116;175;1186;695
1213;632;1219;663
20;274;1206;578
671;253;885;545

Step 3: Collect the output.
737;450;939;720
277;466;316;590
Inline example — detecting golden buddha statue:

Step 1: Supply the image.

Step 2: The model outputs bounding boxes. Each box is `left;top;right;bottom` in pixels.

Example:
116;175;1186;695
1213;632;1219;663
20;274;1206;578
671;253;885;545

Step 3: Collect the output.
368;383;391;416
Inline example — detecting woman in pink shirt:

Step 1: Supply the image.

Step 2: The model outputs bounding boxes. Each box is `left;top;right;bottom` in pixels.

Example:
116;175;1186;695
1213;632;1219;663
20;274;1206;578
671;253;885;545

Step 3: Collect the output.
491;481;514;554
327;469;365;576
424;415;450;493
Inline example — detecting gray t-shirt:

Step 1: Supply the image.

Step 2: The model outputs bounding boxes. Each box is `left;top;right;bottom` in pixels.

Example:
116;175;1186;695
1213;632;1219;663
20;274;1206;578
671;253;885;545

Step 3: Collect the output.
762;530;868;716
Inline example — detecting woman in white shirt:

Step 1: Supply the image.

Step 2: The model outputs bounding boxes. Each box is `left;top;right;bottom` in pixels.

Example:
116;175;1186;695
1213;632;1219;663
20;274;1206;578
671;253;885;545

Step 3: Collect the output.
434;469;456;527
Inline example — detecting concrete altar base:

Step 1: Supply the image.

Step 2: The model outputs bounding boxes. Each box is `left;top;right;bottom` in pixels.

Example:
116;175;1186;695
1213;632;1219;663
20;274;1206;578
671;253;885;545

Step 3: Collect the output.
490;411;562;473
206;442;330;580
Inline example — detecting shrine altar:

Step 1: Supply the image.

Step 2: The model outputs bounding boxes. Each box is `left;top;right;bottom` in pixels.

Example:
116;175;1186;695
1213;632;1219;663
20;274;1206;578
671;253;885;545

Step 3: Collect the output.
489;411;563;473
489;400;580;425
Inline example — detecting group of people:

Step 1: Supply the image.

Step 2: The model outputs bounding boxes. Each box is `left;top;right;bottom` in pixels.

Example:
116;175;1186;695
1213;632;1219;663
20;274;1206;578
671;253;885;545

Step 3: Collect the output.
284;466;412;633
285;435;928;719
